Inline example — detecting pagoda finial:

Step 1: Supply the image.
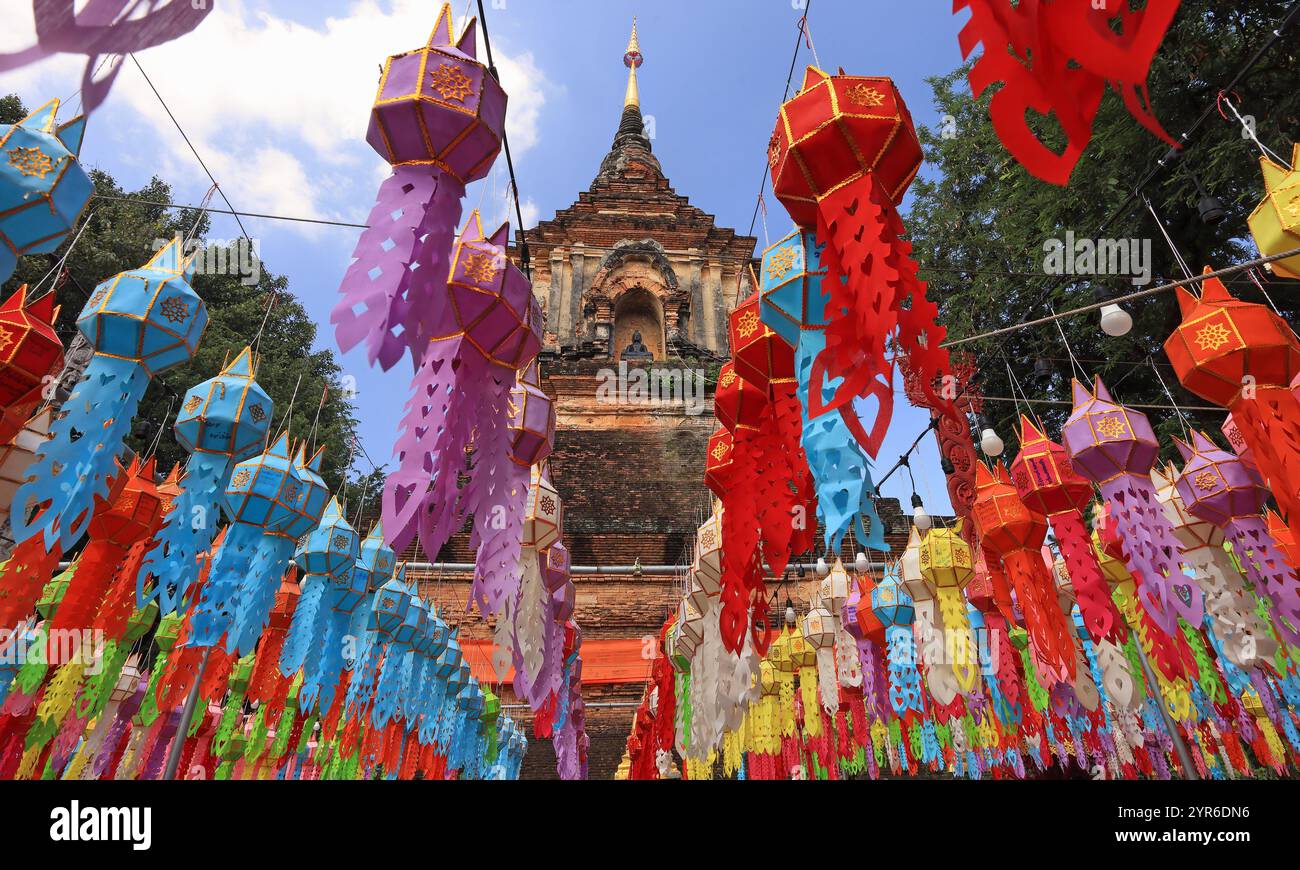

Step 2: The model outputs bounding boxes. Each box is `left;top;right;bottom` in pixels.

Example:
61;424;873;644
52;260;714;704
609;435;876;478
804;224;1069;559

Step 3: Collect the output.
623;17;643;110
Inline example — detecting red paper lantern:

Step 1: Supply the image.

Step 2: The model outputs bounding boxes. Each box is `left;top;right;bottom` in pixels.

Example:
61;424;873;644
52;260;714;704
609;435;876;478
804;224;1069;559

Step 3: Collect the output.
0;284;62;446
768;68;954;431
1164;268;1300;526
971;461;1076;684
1010;415;1123;644
713;362;767;434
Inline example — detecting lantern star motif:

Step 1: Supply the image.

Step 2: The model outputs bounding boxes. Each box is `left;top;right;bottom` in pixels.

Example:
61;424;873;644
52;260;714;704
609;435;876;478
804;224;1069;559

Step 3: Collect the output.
0;324;12;356
462;251;499;284
735;309;760;338
159;296;191;325
183;395;202;414
249;403;266;423
539;494;556;514
1193;471;1218;491
765;245;797;280
767;131;782;168
7;146;54;178
231;469;251;488
845;83;886;107
718;369;736;389
1096;416;1128;439
1194;321;1232;352
711;441;728;461
430;63;474;102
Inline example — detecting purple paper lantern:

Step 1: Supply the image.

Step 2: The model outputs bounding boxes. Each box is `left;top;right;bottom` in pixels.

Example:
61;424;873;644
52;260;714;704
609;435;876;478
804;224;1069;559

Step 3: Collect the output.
1061;376;1202;632
384;211;541;615
1173;429;1300;645
333;2;507;371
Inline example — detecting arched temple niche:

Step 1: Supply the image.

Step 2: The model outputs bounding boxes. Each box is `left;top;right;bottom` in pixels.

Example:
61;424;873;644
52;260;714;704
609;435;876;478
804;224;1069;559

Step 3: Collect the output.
582;240;686;359
612;287;664;360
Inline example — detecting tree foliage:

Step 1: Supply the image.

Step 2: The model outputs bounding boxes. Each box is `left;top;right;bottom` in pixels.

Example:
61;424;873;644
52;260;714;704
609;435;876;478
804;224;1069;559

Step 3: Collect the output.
2;96;361;492
905;1;1300;457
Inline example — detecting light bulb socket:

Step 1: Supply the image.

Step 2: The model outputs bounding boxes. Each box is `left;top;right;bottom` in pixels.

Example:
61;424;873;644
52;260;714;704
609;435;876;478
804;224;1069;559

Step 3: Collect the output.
911;493;924;510
940;457;955;475
1198;195;1227;225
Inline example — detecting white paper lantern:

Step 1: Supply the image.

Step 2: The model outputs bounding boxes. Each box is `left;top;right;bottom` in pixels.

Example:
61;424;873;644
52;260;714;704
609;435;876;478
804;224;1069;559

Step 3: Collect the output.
678;596;705;647
111;654;143;703
693;507;723;594
819;559;851;609
0;406;51;522
801;602;836;650
522;464;561;550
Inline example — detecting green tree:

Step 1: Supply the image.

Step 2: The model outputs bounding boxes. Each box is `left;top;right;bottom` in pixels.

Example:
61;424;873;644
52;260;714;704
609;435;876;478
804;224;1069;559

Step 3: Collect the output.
3;95;361;492
905;2;1300;457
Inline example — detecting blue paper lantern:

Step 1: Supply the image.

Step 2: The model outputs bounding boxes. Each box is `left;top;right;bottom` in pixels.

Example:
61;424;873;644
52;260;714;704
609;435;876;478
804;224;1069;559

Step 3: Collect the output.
77;240;207;377
0;99;92;283
139;346;273;612
760;228;886;552
11;239;205;552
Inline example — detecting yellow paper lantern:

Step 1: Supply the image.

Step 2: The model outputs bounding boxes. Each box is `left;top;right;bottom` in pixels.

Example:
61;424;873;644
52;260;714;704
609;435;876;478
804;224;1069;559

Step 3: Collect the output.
1247;143;1300;279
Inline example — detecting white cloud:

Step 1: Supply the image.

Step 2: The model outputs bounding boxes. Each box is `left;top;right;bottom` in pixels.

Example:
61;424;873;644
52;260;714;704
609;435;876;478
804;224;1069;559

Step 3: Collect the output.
0;0;550;234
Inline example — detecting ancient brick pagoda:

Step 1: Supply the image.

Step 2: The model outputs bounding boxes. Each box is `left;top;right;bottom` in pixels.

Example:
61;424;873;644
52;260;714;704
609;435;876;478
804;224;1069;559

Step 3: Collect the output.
406;21;914;779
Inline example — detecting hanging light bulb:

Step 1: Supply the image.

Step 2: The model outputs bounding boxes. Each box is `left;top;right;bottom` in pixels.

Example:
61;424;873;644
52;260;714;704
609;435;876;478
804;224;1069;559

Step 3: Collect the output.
977;413;1004;457
911;493;932;531
815;557;829;577
854;552;869;573
1099;303;1133;337
784;597;796;627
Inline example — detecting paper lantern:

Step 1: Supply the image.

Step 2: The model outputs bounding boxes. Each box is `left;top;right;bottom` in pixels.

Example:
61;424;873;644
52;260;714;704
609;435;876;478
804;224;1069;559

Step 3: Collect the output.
2;241;205;628
521;463;561;551
704;428;734;498
678;596;705;648
0;405;50;526
801;603;836;649
1164;269;1300;530
769;69;953;434
191;433;302;648
509;361;556;467
0;99;92;283
760;228;887;551
1153;463;1275;669
819;559;851;609
45;456;164;654
713;362;767;434
918;524;981;694
11;239;204;554
333;3;506;371
724;286;817;581
972;462;1075;684
542;539;570;594
140;346;273;612
1173;430;1300;646
386;211;541;616
1247;143;1300;279
1062;376;1202;635
1011;415;1123;644
871;565;922;716
693;507;723;595
0;285;62;447
1221;413;1259;475
247;575;301;712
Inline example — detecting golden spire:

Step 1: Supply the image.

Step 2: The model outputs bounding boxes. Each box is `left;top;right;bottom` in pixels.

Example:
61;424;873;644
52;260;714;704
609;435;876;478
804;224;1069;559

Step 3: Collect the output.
623;17;643;110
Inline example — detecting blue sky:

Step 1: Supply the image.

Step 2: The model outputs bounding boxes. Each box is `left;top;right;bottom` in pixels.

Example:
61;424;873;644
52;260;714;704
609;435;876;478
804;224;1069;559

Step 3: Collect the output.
0;0;972;513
